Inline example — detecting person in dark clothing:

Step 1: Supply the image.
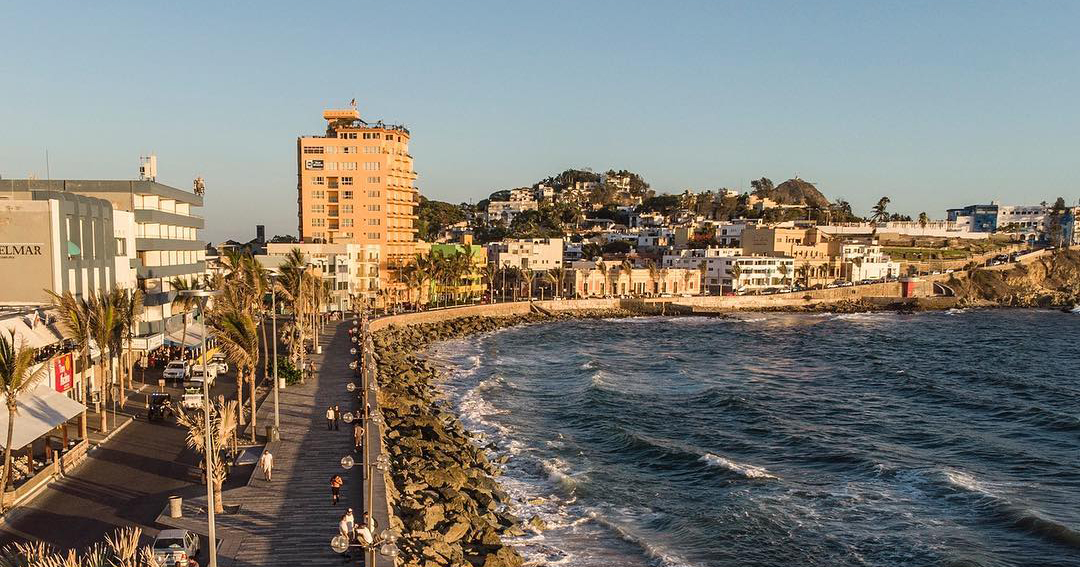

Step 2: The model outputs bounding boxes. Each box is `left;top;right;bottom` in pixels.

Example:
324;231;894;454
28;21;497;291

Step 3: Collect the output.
333;405;341;430
331;474;343;504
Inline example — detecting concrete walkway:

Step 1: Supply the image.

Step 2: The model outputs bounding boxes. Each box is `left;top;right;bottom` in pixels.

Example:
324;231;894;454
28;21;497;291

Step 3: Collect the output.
168;320;364;567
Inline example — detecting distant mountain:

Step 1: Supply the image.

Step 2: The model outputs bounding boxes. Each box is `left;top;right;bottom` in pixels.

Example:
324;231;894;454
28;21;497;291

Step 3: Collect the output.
752;178;830;208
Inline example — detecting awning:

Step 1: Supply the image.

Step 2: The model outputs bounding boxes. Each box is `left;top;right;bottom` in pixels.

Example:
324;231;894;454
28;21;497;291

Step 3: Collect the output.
0;314;64;350
0;382;86;450
164;319;209;347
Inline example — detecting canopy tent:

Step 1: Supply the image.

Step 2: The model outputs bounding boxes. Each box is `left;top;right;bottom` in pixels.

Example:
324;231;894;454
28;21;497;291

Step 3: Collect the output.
0;312;65;350
0;382;86;450
164;319;209;347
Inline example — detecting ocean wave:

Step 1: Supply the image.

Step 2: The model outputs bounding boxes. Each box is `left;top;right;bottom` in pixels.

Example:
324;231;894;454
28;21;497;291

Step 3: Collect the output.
587;510;700;567
541;458;586;494
942;469;1080;549
699;453;778;480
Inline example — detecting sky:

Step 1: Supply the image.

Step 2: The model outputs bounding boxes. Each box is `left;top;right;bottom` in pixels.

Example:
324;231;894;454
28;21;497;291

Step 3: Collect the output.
2;0;1078;242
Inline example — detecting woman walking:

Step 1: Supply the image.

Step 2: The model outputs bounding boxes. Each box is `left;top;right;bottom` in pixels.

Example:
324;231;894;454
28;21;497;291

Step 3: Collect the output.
330;474;343;505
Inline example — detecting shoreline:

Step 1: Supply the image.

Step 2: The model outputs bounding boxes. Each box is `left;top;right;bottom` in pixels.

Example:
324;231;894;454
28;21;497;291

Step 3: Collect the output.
370;295;1078;567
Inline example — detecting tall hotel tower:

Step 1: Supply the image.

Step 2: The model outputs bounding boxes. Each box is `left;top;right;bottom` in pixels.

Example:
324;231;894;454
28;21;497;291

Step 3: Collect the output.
296;107;419;298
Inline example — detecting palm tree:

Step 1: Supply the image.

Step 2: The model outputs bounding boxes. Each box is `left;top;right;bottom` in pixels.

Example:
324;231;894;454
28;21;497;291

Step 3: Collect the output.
918;212;929;233
796;264;811;288
520;269;536;301
697;260;708;295
0;330;47;511
595;261;608;297
89;290;121;433
682;270;694;294
0;526;157;565
482;262;498;303
729;262;743;293
646;260;660;296
116;288;144;392
169;277;198;365
176;396;238;514
544;269;560;300
551;265;567;299
46;291;92;438
871;197;891;226
208;309;258;438
777;262;790;287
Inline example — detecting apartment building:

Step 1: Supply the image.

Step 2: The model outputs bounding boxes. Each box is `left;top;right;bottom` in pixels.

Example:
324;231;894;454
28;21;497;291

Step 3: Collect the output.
0;179;204;343
259;242;380;311
297;108;418;295
704;256;795;294
661;247;743;270
741;225;840;286
486;200;538;224
947;202;1048;239
486;237;563;270
838;243;901;282
569;266;699;297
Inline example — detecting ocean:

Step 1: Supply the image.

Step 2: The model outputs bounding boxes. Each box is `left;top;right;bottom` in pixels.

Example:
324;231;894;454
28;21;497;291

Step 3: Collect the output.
425;309;1080;567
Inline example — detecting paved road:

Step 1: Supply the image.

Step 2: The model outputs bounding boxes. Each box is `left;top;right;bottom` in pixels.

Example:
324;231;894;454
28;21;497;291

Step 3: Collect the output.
0;322;280;557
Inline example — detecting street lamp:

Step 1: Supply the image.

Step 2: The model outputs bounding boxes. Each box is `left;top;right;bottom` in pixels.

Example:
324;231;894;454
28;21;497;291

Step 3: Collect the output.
178;288;222;567
268;270;282;436
330;527;400;564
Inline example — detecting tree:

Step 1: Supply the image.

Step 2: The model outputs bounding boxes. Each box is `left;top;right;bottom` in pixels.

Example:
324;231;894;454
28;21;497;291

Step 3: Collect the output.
170;276;198;365
646;260;660;296
778;262;790;287
416;197;467;241
871;197;891;225
47;291;92;438
581;242;603;260
89;290;121;433
0;526;157;566
117;288;144;392
750;177;775;194
698;260;708;295
918;212;929;231
601;240;632;254
520;269;536;301
0;330;47;511
729;263;743;292
176;396;238;514
208;310;259;441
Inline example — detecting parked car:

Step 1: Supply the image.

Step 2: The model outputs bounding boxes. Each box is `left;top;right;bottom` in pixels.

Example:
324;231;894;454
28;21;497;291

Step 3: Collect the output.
147;392;172;422
181;388;203;411
152;529;199;567
211;353;229;375
185;367;216;390
162;361;189;383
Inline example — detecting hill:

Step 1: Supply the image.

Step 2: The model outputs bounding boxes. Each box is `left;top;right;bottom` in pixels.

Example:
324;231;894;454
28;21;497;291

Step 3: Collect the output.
752;177;831;208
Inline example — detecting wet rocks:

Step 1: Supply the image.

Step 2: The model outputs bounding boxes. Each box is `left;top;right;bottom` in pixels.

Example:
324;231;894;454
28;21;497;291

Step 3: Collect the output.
374;311;626;567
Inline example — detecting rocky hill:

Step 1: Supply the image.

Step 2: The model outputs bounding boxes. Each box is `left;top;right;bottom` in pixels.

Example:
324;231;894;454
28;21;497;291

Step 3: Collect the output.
950;250;1080;307
753;178;831;208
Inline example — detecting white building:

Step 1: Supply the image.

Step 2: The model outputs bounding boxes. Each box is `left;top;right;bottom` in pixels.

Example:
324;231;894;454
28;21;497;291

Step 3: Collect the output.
486;200;538;224
661;247;743;270
838;243;900;282
704;256;795;294
486;238;563;271
259;242;381;311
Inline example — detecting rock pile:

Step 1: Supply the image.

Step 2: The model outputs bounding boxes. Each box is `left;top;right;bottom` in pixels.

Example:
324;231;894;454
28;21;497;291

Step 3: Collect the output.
372;310;626;567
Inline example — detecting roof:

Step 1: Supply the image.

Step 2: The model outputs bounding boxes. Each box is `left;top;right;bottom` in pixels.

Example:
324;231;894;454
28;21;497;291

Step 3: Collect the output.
0;381;86;450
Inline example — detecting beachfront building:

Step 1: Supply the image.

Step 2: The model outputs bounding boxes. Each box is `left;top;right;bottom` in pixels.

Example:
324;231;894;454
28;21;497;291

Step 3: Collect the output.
258;242;381;312
837;243;901;282
947;202;1048;241
296;107;418;302
428;243;487;304
568;265;699;297
741;225;840;287
662;247;743;270
486;238;563;271
703;256;796;294
0;178;203;355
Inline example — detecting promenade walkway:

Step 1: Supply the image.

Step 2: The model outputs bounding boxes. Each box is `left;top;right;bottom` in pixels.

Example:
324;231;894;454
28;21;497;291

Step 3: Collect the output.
166;320;363;567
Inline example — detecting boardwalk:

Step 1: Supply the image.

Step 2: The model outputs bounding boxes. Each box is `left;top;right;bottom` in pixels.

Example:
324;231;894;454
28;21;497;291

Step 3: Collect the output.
167;320;364;566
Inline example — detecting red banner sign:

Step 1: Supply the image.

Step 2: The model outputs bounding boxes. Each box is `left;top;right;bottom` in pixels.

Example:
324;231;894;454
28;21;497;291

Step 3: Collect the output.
54;353;73;393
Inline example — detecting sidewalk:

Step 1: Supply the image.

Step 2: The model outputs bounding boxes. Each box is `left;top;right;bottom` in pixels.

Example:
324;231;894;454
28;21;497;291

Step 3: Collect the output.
161;321;364;567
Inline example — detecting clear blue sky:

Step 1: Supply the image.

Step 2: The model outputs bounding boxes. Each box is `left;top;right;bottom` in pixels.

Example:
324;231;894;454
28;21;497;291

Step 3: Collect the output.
2;1;1078;241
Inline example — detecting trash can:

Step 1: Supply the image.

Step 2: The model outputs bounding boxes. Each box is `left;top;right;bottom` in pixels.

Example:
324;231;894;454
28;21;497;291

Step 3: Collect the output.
316;345;323;355
266;425;280;442
168;496;182;518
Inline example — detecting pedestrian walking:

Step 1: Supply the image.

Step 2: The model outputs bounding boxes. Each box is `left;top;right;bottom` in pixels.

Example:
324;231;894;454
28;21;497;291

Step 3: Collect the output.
331;474;343;504
353;423;364;453
338;512;351;538
259;449;274;482
343;508;355;537
333;404;341;430
326;406;335;430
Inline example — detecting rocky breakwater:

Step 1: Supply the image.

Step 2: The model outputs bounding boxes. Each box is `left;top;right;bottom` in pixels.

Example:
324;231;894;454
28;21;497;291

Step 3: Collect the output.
372;310;626;567
951;249;1080;307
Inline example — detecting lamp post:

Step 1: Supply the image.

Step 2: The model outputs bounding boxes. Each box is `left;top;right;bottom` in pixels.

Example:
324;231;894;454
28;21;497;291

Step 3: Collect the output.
339;452;394;566
178;288;222;567
269;271;281;435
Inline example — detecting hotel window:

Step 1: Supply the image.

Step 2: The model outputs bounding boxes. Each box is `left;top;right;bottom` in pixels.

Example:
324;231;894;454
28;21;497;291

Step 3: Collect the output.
366;176;381;183
312;218;325;227
367;204;381;211
368;190;381;197
363;146;379;154
343;219;354;227
367;232;381;239
312;204;325;213
342;205;354;214
342;177;353;185
313;176;325;185
343;191;354;199
327;162;337;171
363;162;380;171
367;218;381;226
325;146;337;154
342;146;356;154
313;190;325;199
343;232;354;239
303;146;324;154
342;162;357;170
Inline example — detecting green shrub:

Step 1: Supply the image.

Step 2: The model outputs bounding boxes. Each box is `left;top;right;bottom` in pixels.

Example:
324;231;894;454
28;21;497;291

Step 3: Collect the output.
276;356;302;386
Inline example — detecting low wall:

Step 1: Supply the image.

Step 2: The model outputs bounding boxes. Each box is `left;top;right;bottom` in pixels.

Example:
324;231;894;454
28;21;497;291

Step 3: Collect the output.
368;299;620;331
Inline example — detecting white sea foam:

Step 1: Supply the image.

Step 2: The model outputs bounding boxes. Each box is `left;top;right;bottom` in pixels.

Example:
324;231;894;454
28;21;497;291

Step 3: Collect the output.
587;510;700;567
699;453;778;480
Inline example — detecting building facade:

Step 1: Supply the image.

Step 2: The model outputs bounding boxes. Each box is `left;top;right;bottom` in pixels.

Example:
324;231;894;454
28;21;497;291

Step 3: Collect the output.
260;242;381;311
568;266;698;297
486;238;563;271
297;108;418;296
704;256;795;294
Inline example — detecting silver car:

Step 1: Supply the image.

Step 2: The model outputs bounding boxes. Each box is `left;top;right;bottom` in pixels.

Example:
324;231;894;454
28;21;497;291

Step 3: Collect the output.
152;529;199;566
